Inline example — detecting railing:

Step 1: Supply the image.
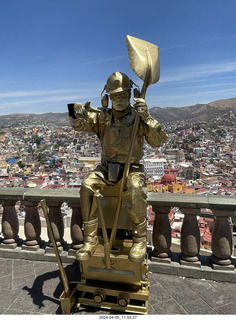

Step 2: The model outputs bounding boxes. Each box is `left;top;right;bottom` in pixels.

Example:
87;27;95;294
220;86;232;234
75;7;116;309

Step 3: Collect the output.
0;188;235;276
148;193;236;270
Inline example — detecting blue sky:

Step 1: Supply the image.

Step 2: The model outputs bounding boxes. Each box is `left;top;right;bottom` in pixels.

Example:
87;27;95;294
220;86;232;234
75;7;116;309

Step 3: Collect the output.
0;0;236;115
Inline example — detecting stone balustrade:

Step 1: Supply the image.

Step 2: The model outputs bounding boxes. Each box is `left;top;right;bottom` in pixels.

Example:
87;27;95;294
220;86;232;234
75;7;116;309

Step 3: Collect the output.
148;192;236;270
0;188;235;273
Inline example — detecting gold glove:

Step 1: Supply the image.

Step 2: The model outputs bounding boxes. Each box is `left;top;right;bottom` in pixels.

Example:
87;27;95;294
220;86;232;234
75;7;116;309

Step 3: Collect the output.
133;98;150;122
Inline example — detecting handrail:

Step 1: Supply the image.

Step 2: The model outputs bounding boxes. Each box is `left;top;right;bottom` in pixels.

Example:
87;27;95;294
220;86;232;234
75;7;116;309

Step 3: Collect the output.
0;188;235;212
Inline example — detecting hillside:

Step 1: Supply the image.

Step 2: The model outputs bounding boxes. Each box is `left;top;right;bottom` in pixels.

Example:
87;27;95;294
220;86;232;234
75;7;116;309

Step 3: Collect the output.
149;98;236;123
0;97;235;128
0;112;70;128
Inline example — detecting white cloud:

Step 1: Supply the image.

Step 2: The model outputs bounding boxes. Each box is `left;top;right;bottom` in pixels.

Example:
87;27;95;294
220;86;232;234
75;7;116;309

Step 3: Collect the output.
0;93;101;110
184;82;236;89
161;35;236;52
161;61;236;84
147;86;236;108
83;55;126;66
0;89;99;99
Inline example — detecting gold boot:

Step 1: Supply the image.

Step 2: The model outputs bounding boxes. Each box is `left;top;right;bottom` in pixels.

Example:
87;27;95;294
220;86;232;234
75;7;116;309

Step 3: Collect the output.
76;218;98;261
129;219;147;262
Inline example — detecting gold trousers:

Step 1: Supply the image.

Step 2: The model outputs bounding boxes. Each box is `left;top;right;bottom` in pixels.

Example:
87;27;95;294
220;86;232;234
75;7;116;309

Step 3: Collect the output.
80;163;147;225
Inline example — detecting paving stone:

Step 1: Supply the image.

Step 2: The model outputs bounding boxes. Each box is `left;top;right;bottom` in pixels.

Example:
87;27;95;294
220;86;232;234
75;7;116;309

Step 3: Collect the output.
199;286;232;308
31;296;61;314
148;272;162;285
214;302;236;314
0;259;12;277
151;273;186;291
12;275;36;290
183;277;213;293
33;261;57;277
209;281;236;301
21;283;43;295
182;299;218;314
7;293;39;313
151;298;187;314
0;275;12;290
0;306;8;314
148;304;156;315
23;273;64;301
11;290;59;314
166;282;199;306
0;290;18;314
40;274;63;295
13;259;35;279
149;283;171;304
4;308;31;315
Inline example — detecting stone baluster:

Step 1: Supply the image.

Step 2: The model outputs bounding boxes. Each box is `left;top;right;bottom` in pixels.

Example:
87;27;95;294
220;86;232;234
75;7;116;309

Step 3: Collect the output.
0;200;19;248
45;201;64;253
22;201;41;251
151;206;171;263
211;210;234;270
180;208;201;267
68;202;83;255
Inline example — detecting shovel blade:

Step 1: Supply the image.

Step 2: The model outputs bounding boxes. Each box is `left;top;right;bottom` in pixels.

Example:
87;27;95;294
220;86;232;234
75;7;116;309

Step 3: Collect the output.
126;35;160;86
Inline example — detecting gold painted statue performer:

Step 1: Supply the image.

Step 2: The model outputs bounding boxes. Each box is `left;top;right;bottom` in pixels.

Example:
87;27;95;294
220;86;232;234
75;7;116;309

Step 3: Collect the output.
68;71;167;263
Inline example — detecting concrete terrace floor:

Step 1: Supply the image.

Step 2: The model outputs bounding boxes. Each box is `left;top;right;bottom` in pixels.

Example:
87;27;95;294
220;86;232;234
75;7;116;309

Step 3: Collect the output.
0;257;236;315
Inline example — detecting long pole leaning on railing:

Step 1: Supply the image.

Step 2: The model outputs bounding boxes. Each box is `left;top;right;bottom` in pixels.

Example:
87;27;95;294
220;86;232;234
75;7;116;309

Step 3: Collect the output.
40;199;70;298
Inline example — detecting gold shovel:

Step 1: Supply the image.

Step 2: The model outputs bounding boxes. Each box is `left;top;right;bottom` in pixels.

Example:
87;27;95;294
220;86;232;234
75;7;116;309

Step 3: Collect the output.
109;35;160;249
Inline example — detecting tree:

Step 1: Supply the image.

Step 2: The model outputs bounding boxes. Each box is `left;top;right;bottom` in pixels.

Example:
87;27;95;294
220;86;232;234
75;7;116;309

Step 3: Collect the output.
187;133;198;142
17;160;25;169
185;154;193;161
32;134;41;146
37;153;47;164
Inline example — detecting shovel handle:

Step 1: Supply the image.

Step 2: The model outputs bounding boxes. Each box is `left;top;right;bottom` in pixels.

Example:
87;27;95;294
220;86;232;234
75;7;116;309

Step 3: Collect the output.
95;191;111;269
109;37;154;249
108;114;140;249
109;66;152;249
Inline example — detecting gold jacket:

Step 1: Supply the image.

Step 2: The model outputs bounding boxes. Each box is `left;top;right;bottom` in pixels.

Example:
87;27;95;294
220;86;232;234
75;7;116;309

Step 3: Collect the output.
69;103;167;164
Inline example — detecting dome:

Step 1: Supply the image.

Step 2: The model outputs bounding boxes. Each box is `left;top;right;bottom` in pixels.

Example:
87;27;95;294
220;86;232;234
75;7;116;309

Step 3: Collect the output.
176;150;185;163
161;173;176;185
176;150;184;155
